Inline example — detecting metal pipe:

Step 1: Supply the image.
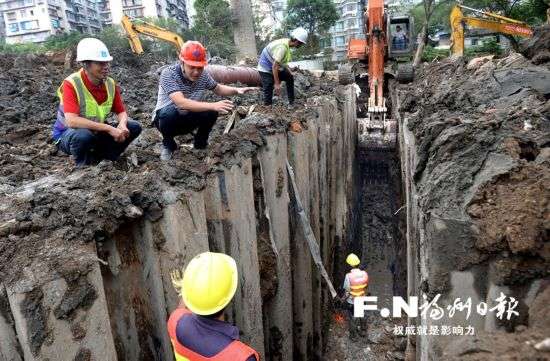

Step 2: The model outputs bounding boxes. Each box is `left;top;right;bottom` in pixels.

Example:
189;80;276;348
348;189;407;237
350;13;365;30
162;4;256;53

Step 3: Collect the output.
206;64;262;86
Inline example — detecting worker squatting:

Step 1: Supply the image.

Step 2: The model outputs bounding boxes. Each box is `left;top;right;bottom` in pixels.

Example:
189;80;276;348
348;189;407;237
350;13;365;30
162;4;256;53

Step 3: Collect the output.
52;28;308;165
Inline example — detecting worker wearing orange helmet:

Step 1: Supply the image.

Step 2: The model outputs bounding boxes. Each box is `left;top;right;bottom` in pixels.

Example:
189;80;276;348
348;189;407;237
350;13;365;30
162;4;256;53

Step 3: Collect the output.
168;252;259;361
153;41;258;160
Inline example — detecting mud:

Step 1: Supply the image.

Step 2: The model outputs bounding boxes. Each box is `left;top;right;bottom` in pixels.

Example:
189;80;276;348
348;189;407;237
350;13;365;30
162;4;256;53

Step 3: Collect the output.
399;27;550;359
20;288;48;355
0;50;334;291
399;54;550;292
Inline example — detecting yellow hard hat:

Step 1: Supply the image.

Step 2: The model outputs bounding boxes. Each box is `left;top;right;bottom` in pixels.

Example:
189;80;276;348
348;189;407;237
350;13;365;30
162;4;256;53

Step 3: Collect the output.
346;253;361;267
179;252;238;316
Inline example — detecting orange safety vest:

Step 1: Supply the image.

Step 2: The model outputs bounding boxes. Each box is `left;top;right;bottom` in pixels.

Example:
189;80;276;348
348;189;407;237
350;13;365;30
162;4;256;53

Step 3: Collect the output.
167;308;260;361
347;269;369;298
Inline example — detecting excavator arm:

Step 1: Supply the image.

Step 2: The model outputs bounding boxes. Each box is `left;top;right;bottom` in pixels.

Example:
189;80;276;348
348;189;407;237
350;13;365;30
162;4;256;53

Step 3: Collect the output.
450;5;533;56
121;15;185;55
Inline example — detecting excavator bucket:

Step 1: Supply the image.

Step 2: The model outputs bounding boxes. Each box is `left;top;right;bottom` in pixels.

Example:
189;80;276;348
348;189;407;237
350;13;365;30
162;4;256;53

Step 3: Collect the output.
357;99;397;150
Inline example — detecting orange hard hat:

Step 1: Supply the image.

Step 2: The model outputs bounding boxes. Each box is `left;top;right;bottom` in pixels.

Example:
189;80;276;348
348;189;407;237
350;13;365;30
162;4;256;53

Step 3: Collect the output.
180;41;207;67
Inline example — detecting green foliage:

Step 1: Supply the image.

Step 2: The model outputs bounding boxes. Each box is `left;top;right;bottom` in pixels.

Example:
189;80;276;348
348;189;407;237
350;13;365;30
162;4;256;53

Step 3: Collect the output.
283;0;339;58
465;39;503;56
43;31;87;51
186;0;236;59
0;41;44;53
421;45;450;62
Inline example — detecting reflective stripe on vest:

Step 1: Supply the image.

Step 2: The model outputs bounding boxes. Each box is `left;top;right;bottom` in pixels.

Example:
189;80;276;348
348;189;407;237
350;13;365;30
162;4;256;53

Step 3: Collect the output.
167;308;260;361
348;269;368;298
56;69;115;123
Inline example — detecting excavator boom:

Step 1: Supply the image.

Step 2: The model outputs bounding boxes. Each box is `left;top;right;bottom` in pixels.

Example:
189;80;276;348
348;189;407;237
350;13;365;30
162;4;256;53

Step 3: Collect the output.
121;15;185;55
450;5;533;56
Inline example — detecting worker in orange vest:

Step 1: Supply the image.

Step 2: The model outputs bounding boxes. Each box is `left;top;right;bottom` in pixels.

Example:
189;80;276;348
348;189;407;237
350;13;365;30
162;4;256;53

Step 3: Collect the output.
168;252;260;361
342;253;369;339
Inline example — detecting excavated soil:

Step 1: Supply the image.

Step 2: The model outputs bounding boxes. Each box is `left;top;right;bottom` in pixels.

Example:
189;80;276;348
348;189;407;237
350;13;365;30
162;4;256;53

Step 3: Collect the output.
0;50;335;290
398;27;550;360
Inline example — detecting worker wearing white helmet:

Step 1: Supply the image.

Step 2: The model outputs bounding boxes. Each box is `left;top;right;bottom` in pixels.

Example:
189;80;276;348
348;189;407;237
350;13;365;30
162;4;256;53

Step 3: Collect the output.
257;27;308;106
52;37;141;166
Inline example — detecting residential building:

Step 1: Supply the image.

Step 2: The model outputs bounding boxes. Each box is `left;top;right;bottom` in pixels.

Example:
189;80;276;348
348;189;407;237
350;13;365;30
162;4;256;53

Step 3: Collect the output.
322;0;366;61
97;0;189;29
0;0;101;44
0;10;5;40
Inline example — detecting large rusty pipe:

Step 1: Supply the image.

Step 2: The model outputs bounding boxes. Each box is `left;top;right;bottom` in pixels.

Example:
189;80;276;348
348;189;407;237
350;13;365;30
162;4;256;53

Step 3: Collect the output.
206;64;262;86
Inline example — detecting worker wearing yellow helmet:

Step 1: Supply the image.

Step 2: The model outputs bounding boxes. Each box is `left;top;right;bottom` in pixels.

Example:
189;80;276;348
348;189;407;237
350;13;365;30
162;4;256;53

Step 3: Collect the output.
168;252;259;361
342;253;369;339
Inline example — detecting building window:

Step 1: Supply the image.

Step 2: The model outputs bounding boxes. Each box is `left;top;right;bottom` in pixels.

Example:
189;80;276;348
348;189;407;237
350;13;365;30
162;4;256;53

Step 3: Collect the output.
347;19;355;28
20;20;39;30
123;7;144;17
6;12;17;20
335;36;345;46
8;23;19;32
346;4;354;12
20;9;26;16
24;0;33;4
51;19;60;28
122;0;142;7
335;21;344;31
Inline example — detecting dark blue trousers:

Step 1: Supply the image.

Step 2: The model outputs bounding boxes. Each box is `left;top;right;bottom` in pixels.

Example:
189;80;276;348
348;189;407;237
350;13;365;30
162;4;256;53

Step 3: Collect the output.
57;119;142;166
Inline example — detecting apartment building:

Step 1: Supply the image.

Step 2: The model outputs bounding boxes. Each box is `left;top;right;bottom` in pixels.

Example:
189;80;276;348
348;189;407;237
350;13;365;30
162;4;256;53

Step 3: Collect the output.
322;0;366;61
0;11;5;40
0;0;101;44
98;0;189;29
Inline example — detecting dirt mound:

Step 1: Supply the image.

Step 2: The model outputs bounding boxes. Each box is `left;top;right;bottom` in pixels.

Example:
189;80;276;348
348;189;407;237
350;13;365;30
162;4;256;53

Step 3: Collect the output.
520;24;550;62
399;51;549;360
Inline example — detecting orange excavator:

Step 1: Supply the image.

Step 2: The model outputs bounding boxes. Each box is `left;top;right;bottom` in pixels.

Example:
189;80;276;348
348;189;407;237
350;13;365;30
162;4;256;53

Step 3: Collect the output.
339;0;415;150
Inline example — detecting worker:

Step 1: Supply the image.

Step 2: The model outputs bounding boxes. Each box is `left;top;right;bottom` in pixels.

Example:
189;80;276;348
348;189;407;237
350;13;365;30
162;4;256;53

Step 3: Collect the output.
52;38;142;166
257;27;308;106
392;25;408;50
342;253;369;339
168;252;259;360
153;41;257;161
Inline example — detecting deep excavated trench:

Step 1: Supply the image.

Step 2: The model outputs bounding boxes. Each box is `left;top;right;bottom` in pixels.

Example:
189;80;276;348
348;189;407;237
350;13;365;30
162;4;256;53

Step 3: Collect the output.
0;78;412;360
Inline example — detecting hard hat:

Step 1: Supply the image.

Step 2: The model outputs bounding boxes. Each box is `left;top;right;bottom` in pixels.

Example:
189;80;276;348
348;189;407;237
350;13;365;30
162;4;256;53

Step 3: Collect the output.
179;252;238;316
180;41;207;67
76;38;113;62
290;27;308;44
346;253;361;267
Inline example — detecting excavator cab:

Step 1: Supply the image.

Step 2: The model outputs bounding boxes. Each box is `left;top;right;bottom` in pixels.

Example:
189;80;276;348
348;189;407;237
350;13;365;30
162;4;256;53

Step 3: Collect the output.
387;16;414;58
387;15;415;83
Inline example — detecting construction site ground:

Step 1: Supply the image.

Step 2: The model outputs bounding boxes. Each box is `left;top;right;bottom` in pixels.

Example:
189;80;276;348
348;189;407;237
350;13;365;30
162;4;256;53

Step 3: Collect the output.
1;25;549;361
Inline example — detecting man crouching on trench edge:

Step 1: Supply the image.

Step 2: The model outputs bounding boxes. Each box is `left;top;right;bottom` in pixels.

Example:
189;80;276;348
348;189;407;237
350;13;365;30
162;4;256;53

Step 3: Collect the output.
153;41;258;161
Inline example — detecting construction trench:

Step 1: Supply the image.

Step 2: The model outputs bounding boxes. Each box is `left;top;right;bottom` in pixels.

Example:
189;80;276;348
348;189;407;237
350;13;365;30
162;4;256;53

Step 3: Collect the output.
1;26;550;361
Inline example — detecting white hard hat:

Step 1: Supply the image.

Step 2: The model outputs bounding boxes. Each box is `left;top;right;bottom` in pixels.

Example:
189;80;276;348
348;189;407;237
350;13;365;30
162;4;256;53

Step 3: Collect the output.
291;27;308;44
76;38;113;62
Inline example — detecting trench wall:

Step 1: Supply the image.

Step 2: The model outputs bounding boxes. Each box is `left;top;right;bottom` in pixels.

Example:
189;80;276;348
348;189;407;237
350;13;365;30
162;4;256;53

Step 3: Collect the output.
0;86;356;361
397;93;545;361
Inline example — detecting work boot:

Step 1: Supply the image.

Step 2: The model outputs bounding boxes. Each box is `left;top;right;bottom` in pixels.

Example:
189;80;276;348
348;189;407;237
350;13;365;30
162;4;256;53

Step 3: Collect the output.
160;146;173;161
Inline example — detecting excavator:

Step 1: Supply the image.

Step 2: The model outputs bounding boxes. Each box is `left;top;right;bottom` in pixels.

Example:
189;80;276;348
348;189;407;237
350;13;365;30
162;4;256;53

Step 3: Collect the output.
450;4;533;56
121;15;184;55
339;0;415;151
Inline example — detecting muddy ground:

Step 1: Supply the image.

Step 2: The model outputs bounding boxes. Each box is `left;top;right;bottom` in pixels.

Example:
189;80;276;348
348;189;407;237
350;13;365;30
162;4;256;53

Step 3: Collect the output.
0;50;339;288
398;28;550;360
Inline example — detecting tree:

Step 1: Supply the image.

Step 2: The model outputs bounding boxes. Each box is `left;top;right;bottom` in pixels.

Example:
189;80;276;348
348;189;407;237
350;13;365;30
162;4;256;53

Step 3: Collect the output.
186;0;236;59
413;0;450;67
283;0;339;57
230;0;258;60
